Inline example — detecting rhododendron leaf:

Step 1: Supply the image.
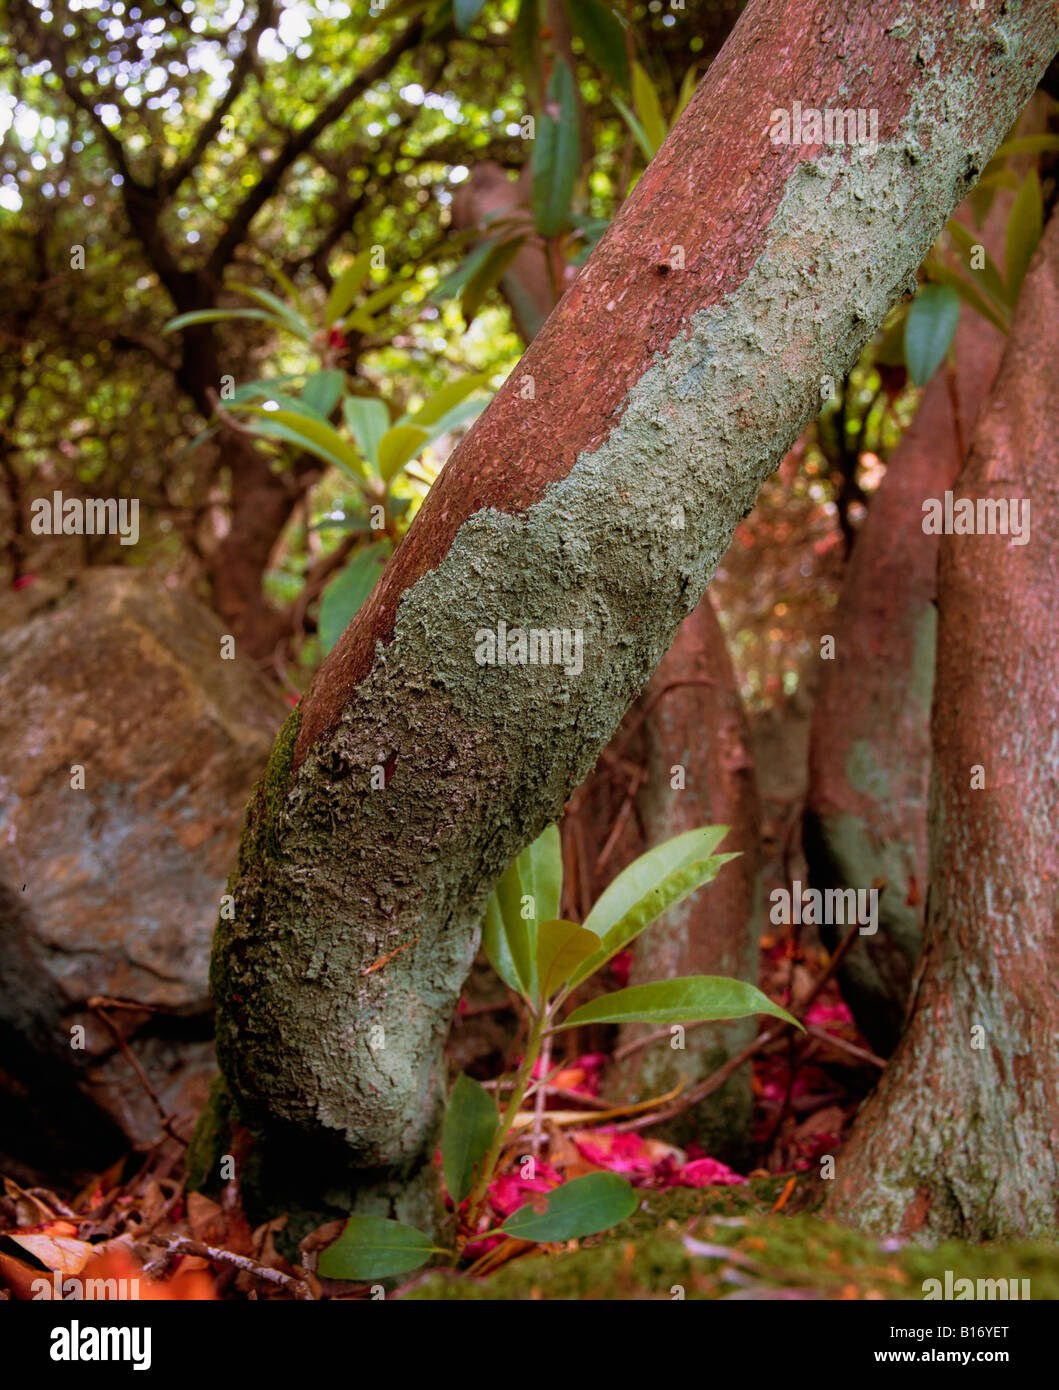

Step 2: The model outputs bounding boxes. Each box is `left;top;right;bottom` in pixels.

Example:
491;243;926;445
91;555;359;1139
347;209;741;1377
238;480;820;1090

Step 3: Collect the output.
500;1172;637;1241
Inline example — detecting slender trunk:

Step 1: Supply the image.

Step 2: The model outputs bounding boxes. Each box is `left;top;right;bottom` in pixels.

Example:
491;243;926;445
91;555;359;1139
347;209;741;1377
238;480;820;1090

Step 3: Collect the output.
803;204;1009;1054
827;210;1059;1240
209;0;1059;1225
603;596;761;1157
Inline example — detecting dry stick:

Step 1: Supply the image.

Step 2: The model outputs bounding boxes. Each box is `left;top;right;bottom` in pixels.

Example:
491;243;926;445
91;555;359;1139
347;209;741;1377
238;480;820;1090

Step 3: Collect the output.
612;921;864;1134
530;1032;553;1157
145;1234;313;1299
804;1024;885;1069
88;998;189;1148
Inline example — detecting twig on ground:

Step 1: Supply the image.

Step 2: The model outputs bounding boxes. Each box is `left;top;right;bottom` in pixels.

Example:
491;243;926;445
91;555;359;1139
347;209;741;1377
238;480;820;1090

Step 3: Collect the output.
144;1233;314;1299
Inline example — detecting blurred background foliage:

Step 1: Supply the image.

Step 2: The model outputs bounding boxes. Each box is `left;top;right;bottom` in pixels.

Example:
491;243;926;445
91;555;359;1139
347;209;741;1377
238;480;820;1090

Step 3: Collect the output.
1;0;1054;705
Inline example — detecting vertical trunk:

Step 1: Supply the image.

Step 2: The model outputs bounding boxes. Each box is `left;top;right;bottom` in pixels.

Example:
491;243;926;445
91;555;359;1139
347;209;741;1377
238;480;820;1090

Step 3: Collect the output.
803;205;1008;1055
603;596;761;1156
828;211;1059;1240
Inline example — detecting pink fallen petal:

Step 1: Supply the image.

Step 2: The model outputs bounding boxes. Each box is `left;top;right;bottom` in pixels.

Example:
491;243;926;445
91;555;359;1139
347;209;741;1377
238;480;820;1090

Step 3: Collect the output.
677;1157;748;1187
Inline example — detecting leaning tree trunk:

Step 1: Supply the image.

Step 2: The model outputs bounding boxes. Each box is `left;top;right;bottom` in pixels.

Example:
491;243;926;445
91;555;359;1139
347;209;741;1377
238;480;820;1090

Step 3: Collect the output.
827;209;1059;1241
208;0;1059;1227
601;596;761;1157
803;202;1009;1056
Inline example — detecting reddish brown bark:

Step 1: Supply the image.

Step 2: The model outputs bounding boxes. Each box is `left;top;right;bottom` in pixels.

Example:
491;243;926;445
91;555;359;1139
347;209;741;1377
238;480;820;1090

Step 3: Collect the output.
803;206;1009;1054
827;211;1059;1239
597;596;761;1153
296;0;1059;765
211;0;1059;1218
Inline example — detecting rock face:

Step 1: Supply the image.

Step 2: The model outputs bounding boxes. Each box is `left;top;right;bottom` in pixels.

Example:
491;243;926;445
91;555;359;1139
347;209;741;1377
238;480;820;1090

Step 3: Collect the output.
0;569;285;1178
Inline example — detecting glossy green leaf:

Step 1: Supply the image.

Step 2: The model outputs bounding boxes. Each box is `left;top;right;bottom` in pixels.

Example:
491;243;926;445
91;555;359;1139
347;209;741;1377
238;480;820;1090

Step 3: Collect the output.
874;304;908;366
317;1216;441;1280
162;308;277;333
1005;169;1043;306
991;134;1059;161
405;373;490;428
229;282;314;341
564;0;629;90
325;250;374;328
453;0;487;34
442;1073;498;1205
566;827;735;991
612;94;655;163
531;57;580;237
632;61;666;155
944;219;1009;309
904;284;961;386
300;369;346;420
500;1173;637;1241
318;542;390;654
343;396;390;472
923;263;1008;335
511;0;543;104
359;281;413;317
238;407;365;477
536;919;601;1002
461;235;527;322
482;824;562;1000
378;424;430;482
557;975;802;1030
672;63;699;126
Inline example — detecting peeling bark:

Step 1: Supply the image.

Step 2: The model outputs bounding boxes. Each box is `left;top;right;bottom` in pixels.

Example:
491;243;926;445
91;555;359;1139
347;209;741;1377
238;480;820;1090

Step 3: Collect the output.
210;0;1059;1221
827;210;1059;1240
803;205;1009;1055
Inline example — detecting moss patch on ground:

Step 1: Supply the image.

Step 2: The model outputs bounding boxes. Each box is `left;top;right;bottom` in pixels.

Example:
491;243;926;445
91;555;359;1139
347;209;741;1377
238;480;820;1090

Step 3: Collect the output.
400;1181;1059;1300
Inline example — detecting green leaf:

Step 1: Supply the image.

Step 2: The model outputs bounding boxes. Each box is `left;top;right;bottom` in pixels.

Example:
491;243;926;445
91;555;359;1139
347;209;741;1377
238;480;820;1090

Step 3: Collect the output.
405;373;490;428
1005;169;1043;306
874;304;908;366
500;1173;637;1241
672;63;698;126
531;57;580;237
536;919;601;1002
566;827;736;991
482;894;525;994
227;374;304;405
512;0;543;104
454;0;487;34
431;238;501;305
564;0;629;90
557;975;802;1031
482;824;562;1000
461;235;527;322
237;407;365;478
943;220;1009;310
442;1074;498;1205
359;281;413;317
631;61;666;155
991;134;1059;161
325;250;374;328
162;308;277;333
612;94;655;163
300;369;346;420
923;263;1009;335
904;284;961;387
229;282;314;341
317;1216;441;1280
318;542;390;654
342;396;390;472
378;424;430;482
